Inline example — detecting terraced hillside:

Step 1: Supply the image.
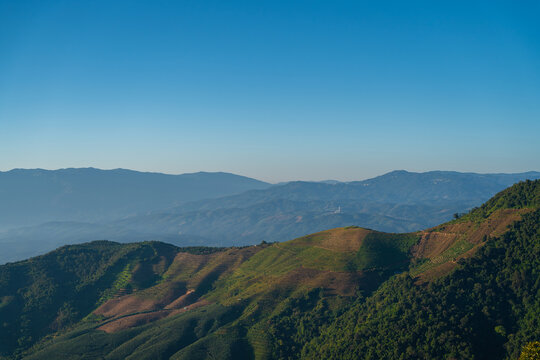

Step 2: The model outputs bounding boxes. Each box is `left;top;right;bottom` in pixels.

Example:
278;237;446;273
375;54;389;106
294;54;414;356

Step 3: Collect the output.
1;180;538;359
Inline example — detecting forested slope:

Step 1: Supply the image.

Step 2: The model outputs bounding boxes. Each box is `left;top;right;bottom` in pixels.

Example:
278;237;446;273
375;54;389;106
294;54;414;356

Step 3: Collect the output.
0;180;537;359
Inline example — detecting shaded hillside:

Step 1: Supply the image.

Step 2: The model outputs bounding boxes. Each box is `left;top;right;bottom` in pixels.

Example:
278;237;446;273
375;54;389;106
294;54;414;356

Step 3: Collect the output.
0;241;180;357
1;180;539;359
306;197;540;359
0;168;270;229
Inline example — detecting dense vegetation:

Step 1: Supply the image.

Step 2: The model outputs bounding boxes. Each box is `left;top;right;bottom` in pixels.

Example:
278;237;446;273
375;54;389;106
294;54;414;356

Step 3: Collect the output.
304;208;540;359
461;179;540;222
24;304;249;360
0;180;538;359
0;241;230;358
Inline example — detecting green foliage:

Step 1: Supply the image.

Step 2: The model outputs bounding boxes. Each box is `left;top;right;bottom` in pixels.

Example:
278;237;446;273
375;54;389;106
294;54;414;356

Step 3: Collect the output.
2;180;538;360
520;341;540;360
0;241;178;357
176;246;228;255
25;304;246;360
265;289;346;360
304;208;540;359
354;233;419;270
460;179;540;222
409;239;475;276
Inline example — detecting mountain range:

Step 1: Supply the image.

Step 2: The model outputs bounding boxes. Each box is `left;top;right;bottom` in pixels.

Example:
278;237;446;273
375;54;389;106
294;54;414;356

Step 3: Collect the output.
0;168;270;230
0;169;539;264
0;179;538;359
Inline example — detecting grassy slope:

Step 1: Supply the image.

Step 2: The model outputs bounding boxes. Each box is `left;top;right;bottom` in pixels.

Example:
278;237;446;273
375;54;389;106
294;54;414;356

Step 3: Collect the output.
3;180;538;359
305;207;540;359
0;241;179;357
8;227;419;359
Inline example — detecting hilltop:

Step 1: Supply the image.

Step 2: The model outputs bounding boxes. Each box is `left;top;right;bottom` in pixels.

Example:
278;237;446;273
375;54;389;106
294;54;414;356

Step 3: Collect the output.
1;170;538;264
0;180;538;359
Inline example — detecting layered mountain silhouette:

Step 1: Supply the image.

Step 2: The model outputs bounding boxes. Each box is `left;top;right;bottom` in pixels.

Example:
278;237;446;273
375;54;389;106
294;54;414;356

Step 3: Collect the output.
0;168;271;230
0;180;538;359
1;169;538;263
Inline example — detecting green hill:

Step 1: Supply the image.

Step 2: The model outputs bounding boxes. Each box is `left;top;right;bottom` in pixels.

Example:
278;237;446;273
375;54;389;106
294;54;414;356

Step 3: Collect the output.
0;180;538;359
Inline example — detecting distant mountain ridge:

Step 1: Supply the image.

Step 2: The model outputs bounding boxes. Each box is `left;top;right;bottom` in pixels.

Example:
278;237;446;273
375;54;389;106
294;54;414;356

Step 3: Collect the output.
169;170;540;212
0;169;538;264
0;168;270;230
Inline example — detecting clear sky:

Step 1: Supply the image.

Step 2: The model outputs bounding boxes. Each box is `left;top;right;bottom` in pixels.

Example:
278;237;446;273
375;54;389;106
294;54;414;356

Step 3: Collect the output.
1;0;539;182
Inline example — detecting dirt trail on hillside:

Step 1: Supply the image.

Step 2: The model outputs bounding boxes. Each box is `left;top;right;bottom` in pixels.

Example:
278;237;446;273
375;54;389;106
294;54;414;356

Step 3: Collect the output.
97;299;209;333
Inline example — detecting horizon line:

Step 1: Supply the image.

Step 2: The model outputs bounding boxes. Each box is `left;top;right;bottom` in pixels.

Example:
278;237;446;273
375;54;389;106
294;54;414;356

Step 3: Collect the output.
1;166;539;185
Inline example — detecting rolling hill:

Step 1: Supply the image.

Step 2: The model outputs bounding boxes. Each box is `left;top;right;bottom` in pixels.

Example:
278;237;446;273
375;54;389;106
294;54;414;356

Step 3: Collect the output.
0;180;538;359
1;170;538;264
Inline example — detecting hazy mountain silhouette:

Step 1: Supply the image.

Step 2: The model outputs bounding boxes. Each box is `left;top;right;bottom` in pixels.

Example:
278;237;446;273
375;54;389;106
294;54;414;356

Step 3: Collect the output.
1;170;538;264
0;168;270;230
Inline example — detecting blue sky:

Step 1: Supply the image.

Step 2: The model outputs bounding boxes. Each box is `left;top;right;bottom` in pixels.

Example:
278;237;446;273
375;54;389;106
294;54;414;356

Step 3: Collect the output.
1;0;539;182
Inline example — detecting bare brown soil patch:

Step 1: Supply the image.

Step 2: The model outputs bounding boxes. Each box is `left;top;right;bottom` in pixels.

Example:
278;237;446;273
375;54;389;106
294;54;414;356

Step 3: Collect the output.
319;227;372;252
165;289;197;310
292;227;372;252
413;209;527;260
97;310;170;333
412;231;460;259
93;247;263;332
94;282;186;318
414;209;529;283
94;295;161;318
97;299;210;333
472;209;529;240
417;243;484;283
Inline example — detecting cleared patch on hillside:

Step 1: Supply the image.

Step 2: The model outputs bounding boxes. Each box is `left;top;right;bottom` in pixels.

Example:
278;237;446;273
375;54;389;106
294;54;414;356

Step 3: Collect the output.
288;227;373;252
413;209;527;260
97;299;210;333
165;289;197;309
318;227;372;252
412;208;529;281
208;228;419;305
268;267;360;296
94;282;186;318
412;232;460;260
92;247;262;332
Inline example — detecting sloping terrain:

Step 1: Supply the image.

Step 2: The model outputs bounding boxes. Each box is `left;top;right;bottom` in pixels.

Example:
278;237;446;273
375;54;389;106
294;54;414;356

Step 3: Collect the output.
306;183;540;359
3;170;538;265
0;180;538;359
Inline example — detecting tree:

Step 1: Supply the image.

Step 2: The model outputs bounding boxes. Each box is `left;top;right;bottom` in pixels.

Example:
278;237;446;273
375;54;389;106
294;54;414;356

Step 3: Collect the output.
519;341;540;360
